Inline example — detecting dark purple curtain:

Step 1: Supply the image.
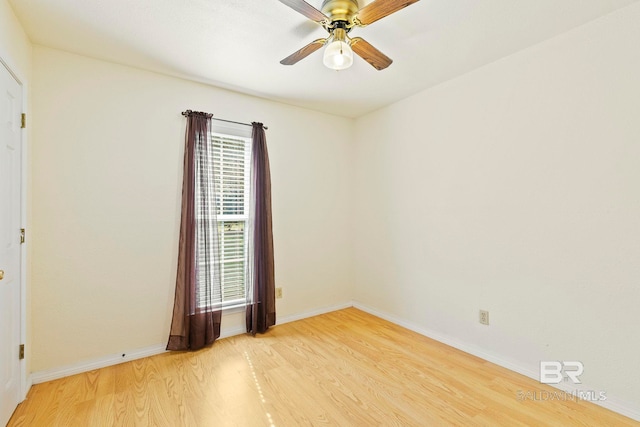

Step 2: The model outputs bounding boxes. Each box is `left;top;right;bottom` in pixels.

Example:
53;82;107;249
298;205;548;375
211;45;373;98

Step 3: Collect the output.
246;122;276;335
167;110;222;351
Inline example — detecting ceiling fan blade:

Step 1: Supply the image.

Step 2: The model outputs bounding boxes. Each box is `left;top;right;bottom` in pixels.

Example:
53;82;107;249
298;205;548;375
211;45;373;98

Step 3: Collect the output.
280;39;328;65
278;0;330;24
354;0;420;26
350;37;393;70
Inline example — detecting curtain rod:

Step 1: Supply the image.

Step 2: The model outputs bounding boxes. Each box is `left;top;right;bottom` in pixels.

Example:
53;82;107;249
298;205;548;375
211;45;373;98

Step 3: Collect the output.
181;111;268;130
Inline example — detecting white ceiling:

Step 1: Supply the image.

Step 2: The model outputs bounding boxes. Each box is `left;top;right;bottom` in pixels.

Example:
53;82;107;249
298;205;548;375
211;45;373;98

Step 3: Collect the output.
9;0;639;117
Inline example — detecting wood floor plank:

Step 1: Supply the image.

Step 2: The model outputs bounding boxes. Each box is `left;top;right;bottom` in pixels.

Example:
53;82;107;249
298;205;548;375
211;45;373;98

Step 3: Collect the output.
8;308;638;426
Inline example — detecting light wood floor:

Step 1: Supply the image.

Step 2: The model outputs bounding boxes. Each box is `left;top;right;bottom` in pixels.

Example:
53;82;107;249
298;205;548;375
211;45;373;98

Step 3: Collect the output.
8;308;638;426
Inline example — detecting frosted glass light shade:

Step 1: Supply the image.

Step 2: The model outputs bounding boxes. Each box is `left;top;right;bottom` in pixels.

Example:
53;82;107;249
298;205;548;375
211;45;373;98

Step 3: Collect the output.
323;40;354;71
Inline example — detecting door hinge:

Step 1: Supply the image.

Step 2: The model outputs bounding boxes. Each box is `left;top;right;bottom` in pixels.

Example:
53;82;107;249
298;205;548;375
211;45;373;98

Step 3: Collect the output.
19;344;24;360
20;228;25;244
21;113;26;129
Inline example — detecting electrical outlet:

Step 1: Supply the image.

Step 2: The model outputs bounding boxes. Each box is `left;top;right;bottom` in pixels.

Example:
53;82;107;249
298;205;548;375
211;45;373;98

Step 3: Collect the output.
276;287;283;299
479;310;489;325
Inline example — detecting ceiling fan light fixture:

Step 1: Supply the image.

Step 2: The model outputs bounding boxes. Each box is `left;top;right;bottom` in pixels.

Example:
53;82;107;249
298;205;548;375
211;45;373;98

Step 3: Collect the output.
323;39;354;70
279;0;416;71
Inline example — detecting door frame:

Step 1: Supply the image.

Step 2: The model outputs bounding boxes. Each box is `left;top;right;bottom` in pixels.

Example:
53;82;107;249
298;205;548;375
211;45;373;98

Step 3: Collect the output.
0;53;29;401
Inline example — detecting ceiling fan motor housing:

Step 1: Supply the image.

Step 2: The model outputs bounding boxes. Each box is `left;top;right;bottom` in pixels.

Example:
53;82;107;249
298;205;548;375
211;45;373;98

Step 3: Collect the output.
321;0;359;23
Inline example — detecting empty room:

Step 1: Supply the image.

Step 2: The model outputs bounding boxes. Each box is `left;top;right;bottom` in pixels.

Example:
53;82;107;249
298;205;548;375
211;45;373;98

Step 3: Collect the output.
1;0;639;425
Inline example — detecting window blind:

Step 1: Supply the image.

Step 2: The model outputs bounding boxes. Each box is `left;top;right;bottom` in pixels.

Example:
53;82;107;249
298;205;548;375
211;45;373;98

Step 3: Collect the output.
196;132;251;308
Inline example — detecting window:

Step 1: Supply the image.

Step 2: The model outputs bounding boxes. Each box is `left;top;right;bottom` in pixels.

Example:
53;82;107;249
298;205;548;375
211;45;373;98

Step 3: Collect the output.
196;129;252;309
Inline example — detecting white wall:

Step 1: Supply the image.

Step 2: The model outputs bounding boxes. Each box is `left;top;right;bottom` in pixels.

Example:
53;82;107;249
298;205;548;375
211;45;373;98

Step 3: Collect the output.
31;46;353;372
353;2;640;413
0;0;30;79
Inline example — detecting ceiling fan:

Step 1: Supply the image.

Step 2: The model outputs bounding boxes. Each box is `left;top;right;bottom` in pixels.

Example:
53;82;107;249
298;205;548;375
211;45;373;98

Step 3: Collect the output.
279;0;420;71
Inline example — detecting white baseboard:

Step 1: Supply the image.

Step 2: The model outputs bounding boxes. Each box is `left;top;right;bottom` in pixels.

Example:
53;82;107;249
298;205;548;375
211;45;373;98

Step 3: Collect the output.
277;301;354;325
31;344;168;384
352;301;640;422
30;300;355;385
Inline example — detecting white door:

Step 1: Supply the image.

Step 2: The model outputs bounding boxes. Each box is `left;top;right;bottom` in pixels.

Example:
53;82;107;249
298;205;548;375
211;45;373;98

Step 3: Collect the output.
0;61;23;427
